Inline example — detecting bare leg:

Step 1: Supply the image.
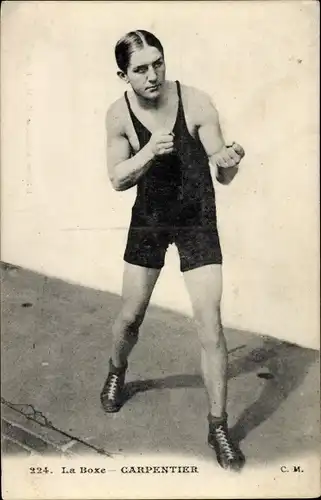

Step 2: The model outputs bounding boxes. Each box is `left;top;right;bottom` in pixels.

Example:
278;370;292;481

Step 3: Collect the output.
183;264;227;417
183;264;245;470
101;263;161;412
111;263;161;368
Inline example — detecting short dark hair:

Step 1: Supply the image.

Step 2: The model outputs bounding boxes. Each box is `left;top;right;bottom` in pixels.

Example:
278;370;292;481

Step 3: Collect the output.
115;30;164;73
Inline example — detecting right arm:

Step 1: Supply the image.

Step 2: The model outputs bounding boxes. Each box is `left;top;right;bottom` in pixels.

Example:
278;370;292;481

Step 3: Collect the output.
106;104;174;191
106;104;154;191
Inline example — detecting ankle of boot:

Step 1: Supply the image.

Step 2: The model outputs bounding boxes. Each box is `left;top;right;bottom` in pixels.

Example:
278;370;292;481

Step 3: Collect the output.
109;358;128;375
208;412;228;427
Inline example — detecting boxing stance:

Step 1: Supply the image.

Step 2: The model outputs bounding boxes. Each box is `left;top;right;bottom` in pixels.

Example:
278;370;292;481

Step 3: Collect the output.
101;30;245;471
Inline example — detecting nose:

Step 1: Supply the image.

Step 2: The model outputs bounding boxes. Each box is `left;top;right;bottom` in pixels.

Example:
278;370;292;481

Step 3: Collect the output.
147;66;157;82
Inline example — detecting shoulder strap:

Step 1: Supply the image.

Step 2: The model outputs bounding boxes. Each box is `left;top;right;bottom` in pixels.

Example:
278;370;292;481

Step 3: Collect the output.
123;91;151;148
176;80;182;100
124;91;151;134
124;91;136;121
175;80;189;133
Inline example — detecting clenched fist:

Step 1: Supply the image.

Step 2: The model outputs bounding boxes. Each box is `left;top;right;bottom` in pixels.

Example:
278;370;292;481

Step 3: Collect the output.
214;142;245;168
147;129;174;157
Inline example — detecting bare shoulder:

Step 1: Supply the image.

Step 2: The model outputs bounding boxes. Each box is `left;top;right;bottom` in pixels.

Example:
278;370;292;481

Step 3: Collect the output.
179;83;217;124
105;96;128;134
180;83;214;108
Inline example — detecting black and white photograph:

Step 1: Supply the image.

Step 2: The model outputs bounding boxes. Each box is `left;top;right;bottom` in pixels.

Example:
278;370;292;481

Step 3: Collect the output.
1;1;320;498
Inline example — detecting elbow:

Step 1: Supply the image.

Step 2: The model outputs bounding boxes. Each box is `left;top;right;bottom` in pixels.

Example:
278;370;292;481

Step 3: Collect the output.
110;176;128;192
109;172;122;191
111;181;124;192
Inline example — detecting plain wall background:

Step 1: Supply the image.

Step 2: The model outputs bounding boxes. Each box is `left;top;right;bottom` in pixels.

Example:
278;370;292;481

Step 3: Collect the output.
1;1;319;348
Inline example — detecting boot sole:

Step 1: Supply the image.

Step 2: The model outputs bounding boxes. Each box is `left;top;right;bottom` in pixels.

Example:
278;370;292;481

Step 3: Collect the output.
101;403;122;413
100;396;123;413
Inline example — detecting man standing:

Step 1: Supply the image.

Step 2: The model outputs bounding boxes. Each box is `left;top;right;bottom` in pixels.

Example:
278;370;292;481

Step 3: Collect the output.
102;30;245;471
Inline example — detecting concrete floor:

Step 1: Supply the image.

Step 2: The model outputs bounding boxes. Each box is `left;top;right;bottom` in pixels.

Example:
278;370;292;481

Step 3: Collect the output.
1;262;320;466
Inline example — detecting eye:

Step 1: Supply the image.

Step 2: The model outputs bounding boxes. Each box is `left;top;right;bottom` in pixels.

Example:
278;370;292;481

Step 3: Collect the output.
134;66;147;74
153;60;163;68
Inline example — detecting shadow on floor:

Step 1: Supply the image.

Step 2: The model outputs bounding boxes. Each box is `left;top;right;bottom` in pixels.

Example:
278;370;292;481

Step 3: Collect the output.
229;340;318;445
123;338;318;448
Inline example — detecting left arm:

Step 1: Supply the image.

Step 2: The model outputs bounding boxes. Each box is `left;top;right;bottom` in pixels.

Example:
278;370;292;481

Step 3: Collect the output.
196;93;245;185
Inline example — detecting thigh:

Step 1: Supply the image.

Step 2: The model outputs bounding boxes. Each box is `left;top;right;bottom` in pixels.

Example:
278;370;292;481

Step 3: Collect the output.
175;227;222;273
183;264;223;325
121;262;161;317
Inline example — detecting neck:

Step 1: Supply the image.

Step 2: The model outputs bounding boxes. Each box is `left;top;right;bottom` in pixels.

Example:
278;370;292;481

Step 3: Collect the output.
134;81;169;109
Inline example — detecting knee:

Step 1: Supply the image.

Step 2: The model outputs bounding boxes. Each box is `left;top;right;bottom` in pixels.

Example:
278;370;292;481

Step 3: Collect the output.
117;307;145;333
194;306;224;348
194;303;222;332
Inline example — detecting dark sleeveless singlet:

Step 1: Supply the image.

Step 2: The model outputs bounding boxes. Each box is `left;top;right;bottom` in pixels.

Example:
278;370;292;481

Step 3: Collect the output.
123;81;222;272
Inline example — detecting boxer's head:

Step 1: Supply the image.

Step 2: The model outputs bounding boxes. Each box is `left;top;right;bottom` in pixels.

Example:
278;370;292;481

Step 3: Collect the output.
115;30;165;100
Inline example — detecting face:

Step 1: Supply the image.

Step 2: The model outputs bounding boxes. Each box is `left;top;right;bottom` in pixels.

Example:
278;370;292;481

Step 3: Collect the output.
122;45;166;100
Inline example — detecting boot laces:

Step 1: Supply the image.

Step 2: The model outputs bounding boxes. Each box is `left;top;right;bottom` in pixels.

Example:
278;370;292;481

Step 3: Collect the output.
215;425;236;461
106;374;119;400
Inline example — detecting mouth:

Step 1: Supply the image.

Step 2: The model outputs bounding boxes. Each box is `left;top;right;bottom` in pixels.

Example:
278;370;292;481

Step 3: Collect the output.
146;84;160;92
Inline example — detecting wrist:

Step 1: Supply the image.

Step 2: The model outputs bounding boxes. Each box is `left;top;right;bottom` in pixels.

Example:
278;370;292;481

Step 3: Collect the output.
142;143;155;163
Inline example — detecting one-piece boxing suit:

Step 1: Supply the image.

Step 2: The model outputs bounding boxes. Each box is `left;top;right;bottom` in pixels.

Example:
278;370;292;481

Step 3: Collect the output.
123;80;222;273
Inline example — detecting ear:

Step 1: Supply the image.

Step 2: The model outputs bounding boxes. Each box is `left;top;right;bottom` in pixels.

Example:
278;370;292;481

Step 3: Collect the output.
117;71;129;84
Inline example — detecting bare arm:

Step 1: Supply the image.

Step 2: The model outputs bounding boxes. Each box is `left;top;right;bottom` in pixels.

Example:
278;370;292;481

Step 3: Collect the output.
106;105;155;191
196;93;244;185
106;104;175;191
